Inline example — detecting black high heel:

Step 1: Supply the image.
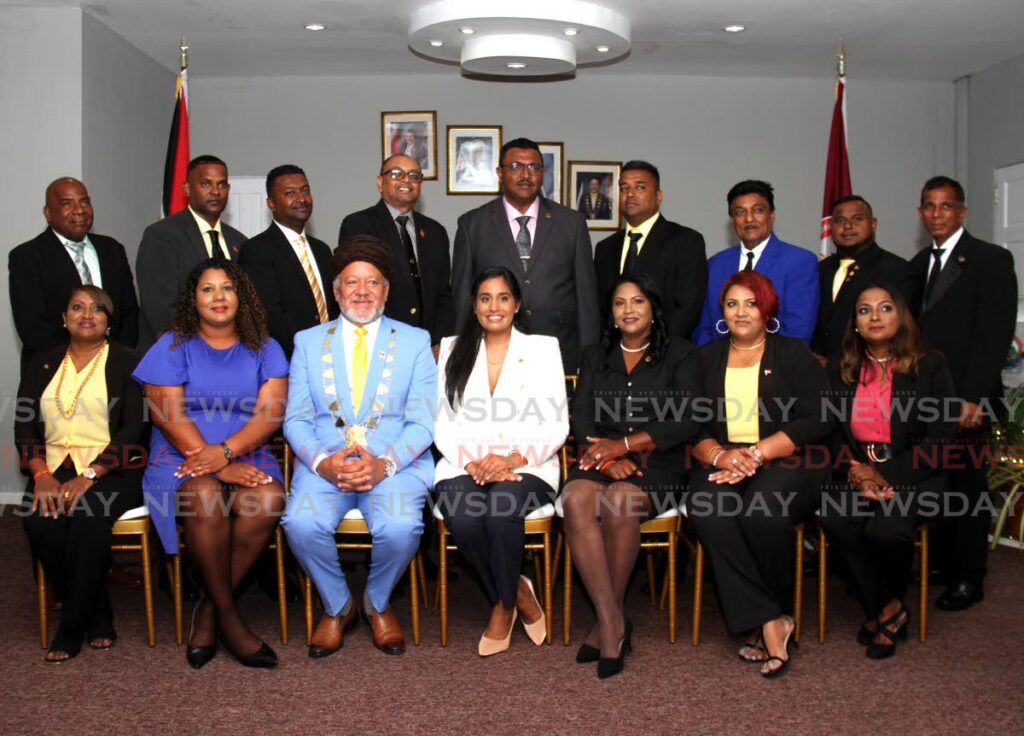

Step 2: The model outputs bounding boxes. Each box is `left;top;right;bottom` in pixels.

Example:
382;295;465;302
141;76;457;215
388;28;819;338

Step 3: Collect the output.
761;616;798;679
856;621;876;646
575;643;600;664
186;599;217;670
597;617;632;680
866;605;909;660
226;639;279;668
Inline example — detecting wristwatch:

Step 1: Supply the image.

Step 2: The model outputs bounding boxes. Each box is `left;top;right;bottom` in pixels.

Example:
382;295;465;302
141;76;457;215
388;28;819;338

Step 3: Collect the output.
220;442;234;461
380;457;397;478
81;467;98;482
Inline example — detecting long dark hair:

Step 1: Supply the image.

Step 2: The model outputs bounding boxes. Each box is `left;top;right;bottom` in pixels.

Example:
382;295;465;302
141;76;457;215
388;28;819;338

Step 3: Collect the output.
444;266;529;408
838;281;928;385
166;258;268;352
600;273;669;364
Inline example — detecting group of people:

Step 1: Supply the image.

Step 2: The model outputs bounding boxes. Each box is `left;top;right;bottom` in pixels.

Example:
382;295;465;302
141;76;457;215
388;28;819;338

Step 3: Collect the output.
9;137;1016;681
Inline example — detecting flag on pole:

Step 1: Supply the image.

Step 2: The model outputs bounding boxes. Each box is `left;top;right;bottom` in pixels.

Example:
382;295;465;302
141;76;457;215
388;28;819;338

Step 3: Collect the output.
162;38;190;217
820;43;852;256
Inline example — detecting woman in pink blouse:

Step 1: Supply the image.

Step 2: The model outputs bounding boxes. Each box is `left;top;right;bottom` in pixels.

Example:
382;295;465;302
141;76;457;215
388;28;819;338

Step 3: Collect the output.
822;283;957;659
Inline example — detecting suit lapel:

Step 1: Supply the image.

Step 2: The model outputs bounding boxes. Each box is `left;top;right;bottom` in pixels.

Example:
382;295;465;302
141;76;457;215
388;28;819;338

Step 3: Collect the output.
488;200;523;272
42;230;83;287
356;318;395;420
374;201;417;295
180;211;212;262
327;322;355;423
755;235;781;275
271;224;312;293
528;199;555;273
635;216;667;269
924;235;970;311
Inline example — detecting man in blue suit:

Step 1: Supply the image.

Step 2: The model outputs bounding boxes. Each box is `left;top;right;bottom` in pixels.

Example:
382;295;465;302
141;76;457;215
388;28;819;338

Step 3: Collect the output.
693;180;819;346
282;235;436;658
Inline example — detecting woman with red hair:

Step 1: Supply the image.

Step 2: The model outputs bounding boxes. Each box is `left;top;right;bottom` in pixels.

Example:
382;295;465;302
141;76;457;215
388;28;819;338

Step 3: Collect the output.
688;271;829;678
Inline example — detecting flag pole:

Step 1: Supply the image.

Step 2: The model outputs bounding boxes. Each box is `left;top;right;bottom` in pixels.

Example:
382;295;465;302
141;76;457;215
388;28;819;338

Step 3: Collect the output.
180;35;189;71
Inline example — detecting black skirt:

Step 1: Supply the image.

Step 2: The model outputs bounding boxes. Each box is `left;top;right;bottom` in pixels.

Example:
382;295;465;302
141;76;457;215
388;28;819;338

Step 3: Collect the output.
565;464;686;516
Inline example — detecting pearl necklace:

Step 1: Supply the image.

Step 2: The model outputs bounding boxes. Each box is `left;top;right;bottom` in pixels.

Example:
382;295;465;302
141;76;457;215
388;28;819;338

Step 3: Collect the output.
620;341;650;354
730;337;766;351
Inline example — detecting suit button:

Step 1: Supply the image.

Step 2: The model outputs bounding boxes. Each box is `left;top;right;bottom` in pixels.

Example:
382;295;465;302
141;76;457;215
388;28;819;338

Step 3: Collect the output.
410;307;417;315
627;381;632;387
526;309;532;317
525;280;531;286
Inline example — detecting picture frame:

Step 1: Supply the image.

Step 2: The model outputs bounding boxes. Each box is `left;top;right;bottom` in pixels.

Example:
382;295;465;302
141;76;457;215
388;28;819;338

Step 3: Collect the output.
381;111;438;180
537;141;564;204
568;160;621;230
447;125;503;195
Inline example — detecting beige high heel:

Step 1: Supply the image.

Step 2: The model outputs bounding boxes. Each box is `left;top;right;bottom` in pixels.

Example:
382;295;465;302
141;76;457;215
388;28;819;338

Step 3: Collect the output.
518;575;547;646
478;609;517;657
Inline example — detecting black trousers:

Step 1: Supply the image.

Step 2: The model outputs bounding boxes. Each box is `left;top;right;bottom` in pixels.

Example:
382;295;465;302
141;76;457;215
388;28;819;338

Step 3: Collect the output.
821;473;944;618
22;463;143;639
930;431;991;586
434;474;552;608
687;462;822;633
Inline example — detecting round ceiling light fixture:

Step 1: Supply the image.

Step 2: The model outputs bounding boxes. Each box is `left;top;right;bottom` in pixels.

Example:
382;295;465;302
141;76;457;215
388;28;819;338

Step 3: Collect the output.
408;0;630;77
304;23;326;31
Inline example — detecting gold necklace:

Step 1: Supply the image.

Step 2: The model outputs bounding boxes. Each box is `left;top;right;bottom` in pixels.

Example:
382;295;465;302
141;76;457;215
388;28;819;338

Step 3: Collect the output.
730;337;766;351
54;343;107;420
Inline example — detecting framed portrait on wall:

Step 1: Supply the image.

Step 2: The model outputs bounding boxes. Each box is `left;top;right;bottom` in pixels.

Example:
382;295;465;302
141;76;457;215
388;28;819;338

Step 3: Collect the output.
537;141;564;204
568;160;621;230
447;125;502;195
381;110;438;180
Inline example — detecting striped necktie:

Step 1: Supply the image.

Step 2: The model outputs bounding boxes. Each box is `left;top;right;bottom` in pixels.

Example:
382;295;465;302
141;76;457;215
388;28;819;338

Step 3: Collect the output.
297;236;329;323
67;242;93;285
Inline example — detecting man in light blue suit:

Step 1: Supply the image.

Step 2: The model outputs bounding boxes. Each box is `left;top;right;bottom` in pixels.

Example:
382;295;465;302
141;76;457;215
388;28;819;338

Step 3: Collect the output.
282;235;436;658
693;180;819;346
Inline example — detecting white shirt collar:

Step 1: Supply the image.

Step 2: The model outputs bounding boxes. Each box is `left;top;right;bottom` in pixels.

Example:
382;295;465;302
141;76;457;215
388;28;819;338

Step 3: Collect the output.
739;235;771;270
931;227;964;270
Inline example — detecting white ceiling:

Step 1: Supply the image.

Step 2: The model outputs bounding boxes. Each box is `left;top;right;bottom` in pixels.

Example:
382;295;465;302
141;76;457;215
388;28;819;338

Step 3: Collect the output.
14;0;1024;81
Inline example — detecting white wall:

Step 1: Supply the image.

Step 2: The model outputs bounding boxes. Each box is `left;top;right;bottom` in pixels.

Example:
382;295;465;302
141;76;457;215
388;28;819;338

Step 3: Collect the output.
967;50;1024;243
0;7;83;501
190;73;955;259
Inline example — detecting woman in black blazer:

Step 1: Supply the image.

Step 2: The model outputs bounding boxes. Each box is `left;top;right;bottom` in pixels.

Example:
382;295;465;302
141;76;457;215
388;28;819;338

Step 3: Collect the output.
563;274;702;678
689;271;830;678
17;286;144;662
821;282;957;658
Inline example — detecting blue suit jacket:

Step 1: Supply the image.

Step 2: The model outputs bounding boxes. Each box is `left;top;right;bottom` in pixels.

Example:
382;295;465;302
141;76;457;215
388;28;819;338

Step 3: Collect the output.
693;233;819;347
284;316;437;494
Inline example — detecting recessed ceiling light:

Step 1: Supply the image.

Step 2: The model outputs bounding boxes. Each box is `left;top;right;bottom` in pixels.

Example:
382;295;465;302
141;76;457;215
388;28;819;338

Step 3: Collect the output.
458;26;475;35
429;39;444;47
507;62;527;69
595;45;610;53
304;23;326;31
723;24;745;33
563;28;579;37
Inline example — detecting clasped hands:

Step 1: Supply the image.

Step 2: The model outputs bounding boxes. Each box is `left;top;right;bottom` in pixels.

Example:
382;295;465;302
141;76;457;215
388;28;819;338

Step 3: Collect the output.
708;446;762;485
466;452;523;485
31;473;94;518
848;459;894;502
318;444;385;491
578;436;642;481
175;444;272;487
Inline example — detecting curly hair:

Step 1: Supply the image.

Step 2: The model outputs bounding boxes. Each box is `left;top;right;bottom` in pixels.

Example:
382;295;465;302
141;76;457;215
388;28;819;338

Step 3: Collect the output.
600;273;669;365
166;258;269;352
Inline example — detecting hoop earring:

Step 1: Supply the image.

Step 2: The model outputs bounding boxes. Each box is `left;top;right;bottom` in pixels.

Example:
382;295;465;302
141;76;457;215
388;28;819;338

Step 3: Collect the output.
766;318;781;334
715;319;729;335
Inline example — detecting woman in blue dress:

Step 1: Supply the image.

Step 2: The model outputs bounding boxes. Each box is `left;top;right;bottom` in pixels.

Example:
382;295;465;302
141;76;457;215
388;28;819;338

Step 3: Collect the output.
134;259;288;668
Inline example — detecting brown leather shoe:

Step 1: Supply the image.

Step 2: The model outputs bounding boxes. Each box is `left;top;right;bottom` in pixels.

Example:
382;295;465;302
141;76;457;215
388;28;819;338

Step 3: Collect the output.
308;604;358;659
363;606;406;655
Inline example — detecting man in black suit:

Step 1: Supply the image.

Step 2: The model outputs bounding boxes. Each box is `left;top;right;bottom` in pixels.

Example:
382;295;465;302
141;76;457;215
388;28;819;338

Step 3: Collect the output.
452;137;600;372
9;177;139;371
577;176;613;221
240;165;338;357
339;154;454;351
813;195;918;365
135;155;246;351
593;160;707;338
911;176;1017;611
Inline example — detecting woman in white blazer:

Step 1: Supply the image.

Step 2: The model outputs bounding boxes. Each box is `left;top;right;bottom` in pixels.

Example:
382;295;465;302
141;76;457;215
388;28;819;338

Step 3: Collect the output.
435;266;568;656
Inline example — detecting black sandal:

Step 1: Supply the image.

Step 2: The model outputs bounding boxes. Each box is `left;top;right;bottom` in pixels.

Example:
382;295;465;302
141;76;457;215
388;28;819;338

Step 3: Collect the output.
866;605;909;660
738;631;767;663
761;616;797;679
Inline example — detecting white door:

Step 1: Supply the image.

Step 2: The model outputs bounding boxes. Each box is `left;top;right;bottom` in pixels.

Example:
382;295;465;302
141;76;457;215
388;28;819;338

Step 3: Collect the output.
221;175;272;238
994;162;1024;387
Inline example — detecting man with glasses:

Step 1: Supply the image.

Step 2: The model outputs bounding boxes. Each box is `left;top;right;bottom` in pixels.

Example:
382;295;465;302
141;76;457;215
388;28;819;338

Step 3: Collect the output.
452;137;599;372
340;154;453;353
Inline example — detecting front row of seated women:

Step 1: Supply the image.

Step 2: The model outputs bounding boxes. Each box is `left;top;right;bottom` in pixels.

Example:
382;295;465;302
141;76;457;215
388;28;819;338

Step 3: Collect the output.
19;254;956;679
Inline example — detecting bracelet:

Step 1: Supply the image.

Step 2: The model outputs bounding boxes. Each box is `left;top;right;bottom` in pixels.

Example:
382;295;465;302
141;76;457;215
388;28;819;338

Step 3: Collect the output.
622;436;631;452
33;469;52;481
709;447;726;468
597;459;617;471
749;444;764;463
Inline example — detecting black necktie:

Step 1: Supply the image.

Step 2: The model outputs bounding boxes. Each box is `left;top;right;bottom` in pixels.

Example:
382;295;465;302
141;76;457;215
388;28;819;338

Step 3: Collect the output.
395;215;423;309
623;231;642;274
208;230;230;260
923;247;943;309
743;251;755;271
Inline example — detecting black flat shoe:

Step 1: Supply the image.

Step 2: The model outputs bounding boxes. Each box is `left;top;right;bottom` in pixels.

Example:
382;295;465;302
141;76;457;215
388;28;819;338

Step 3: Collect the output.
761;616;797;679
936;580;983;611
597;617;632;680
866;605;909;660
186;600;217;670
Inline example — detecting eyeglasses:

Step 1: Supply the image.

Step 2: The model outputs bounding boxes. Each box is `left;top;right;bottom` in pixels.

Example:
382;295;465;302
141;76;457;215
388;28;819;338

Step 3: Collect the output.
381;168;423;183
501;162;544;173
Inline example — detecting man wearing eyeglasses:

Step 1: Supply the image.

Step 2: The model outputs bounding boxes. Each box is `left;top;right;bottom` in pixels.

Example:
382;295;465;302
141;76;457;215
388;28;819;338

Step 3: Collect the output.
339;154;453;353
452;137;600;372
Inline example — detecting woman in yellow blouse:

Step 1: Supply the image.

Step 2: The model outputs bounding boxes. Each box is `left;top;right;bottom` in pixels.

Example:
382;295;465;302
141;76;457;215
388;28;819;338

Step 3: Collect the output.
17;286;145;662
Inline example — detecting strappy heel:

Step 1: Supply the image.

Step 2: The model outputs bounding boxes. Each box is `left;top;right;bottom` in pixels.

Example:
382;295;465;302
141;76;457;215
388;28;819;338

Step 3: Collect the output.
866;605;909;660
760;616;797;679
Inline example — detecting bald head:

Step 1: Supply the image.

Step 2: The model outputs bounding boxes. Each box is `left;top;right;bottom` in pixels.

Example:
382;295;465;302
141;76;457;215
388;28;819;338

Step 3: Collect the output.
377;154;423;212
44;177;93;242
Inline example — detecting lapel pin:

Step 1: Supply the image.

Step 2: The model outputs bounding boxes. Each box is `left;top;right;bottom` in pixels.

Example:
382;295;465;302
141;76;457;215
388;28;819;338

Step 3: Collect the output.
764;368;772;376
377;350;386;360
958;256;966;263
544;211;552;219
419;228;426;238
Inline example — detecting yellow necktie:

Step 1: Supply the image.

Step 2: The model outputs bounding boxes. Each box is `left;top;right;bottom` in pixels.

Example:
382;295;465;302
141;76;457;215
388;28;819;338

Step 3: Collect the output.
297;236;329;323
351;326;368;412
832;258;855;301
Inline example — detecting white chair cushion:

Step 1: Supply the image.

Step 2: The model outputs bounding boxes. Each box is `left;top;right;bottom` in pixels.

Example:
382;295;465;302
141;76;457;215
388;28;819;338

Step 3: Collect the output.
343;508;365;521
117;505;150;521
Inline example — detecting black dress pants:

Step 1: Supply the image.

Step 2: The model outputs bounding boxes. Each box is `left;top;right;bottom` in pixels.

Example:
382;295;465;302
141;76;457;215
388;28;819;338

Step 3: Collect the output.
688;462;821;633
434;474;551;608
23;463;143;638
931;431;991;586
